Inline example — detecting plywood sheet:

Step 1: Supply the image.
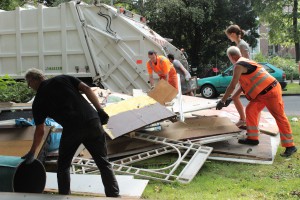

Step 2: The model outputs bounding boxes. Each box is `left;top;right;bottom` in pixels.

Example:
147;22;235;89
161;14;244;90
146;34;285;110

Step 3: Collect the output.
105;102;176;139
147;79;178;105
208;133;273;160
191;103;279;135
0;126;51;158
150;116;240;140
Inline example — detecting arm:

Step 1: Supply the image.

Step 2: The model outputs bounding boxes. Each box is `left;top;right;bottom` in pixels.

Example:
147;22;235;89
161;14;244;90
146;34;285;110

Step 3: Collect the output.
29;124;45;154
221;65;246;102
149;74;154;87
78;82;102;111
178;62;191;79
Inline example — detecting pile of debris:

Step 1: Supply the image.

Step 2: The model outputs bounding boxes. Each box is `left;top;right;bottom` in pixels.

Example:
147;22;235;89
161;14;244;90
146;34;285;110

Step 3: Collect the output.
0;80;280;199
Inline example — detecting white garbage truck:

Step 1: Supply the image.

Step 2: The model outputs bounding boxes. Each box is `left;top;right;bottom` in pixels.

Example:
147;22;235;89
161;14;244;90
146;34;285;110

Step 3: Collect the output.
0;1;188;94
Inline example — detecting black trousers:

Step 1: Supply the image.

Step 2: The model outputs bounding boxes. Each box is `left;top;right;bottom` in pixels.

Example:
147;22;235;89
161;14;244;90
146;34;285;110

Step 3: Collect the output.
57;119;119;197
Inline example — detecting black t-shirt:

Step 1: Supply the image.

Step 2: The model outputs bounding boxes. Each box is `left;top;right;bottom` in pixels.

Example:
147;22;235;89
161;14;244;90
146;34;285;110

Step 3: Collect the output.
32;75;98;130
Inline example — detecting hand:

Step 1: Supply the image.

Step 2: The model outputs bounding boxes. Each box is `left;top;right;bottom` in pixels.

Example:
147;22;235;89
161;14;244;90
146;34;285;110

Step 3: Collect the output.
21;151;35;164
98;108;109;125
216;100;225;110
224;98;232;107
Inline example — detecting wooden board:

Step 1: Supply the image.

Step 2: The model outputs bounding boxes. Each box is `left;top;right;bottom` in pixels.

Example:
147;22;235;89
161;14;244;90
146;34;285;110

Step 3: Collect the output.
105;100;176;139
0;126;51;158
150;116;240;140
208;133;273;160
147;79;178;105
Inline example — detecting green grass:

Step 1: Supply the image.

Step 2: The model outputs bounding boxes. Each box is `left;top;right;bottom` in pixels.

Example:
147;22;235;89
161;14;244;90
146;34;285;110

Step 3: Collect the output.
283;83;300;94
141;117;300;200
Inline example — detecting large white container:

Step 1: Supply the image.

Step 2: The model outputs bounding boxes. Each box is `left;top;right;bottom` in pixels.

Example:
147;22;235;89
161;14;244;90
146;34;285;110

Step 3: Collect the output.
0;2;187;94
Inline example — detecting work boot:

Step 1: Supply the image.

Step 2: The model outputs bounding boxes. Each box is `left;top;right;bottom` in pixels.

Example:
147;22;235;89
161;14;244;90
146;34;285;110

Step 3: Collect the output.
280;146;297;157
238;138;259;145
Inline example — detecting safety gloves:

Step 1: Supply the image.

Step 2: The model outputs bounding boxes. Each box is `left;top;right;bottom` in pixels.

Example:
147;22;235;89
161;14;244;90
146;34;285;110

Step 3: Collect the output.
98;108;109;125
216;98;232;110
21;151;35;164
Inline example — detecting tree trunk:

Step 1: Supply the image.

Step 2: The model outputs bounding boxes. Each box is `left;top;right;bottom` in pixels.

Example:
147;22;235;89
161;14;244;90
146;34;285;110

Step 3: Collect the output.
293;0;299;62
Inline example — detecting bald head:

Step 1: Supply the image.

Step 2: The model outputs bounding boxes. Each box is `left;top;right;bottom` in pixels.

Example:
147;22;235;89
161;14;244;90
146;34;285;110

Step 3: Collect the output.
227;46;242;64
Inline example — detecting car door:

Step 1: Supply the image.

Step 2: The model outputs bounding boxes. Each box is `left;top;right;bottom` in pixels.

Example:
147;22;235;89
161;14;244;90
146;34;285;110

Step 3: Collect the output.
218;66;233;91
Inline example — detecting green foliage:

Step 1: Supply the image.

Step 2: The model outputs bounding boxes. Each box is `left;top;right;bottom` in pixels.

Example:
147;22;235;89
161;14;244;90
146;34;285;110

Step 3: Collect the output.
142;0;259;68
269;56;299;80
253;52;268;62
0;75;35;103
0;0;23;10
254;53;299;80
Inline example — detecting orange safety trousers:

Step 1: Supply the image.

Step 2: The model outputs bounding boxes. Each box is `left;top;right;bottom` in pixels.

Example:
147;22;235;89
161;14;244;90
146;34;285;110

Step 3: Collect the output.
245;84;294;147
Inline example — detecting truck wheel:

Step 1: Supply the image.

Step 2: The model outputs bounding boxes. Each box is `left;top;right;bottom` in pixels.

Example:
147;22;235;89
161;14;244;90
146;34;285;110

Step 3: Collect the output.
201;85;218;98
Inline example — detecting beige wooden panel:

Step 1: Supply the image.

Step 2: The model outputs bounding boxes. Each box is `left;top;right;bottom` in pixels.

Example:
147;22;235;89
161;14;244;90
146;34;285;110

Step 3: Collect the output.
147;79;178;105
151;116;240;140
0;126;51;158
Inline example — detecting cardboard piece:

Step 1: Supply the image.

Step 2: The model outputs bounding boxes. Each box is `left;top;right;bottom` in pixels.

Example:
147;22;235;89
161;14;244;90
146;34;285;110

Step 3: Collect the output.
147;79;178;105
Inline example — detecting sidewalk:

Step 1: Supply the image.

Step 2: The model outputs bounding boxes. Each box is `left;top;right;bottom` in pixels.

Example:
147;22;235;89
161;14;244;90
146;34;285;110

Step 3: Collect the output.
287;79;299;84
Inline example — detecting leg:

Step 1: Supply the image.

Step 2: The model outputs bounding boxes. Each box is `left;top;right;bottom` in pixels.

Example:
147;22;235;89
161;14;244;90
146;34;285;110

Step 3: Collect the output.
245;99;265;140
232;84;246;127
232;92;246;122
83;122;119;197
57;131;82;195
262;85;295;147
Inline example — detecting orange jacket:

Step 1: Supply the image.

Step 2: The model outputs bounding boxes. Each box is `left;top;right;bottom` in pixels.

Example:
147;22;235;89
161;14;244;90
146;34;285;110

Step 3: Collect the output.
147;55;178;89
237;58;276;99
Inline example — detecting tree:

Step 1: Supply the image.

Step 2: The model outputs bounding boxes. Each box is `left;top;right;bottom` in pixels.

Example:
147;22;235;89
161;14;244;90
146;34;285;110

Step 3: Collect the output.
142;0;259;72
0;0;23;10
252;0;300;62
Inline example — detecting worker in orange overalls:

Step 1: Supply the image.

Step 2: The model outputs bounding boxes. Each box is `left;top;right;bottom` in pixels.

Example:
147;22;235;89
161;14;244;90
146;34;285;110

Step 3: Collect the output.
216;46;297;157
146;50;178;90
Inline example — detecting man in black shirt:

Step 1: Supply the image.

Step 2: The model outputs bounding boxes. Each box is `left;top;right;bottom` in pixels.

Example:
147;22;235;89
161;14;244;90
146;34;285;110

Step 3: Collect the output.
22;68;119;197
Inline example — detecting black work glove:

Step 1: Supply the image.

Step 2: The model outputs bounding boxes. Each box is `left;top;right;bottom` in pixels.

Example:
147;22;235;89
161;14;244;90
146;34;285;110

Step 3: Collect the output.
98;108;109;125
224;98;232;107
216;100;225;110
21;151;35;164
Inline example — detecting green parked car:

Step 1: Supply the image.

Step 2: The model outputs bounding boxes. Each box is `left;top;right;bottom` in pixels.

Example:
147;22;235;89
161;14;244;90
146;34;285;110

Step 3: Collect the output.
197;62;287;98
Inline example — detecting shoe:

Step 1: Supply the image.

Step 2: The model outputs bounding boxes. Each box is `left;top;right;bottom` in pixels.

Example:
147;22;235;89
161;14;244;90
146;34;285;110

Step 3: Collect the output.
236;119;246;128
280;146;297;157
238;138;259;145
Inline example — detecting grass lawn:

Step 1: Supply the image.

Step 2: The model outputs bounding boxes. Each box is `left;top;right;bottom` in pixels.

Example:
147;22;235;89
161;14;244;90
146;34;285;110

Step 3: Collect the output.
141;117;300;200
283;83;300;95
